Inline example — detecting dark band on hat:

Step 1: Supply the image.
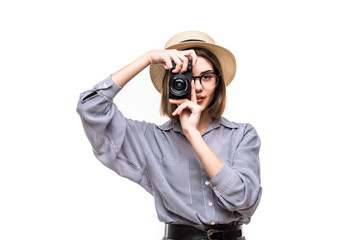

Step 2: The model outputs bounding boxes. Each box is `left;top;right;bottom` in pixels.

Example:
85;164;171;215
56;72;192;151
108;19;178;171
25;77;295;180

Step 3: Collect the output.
180;39;206;43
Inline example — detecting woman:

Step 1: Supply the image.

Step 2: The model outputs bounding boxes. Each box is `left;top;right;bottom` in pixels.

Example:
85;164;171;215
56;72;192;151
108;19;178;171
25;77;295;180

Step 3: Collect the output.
77;31;261;240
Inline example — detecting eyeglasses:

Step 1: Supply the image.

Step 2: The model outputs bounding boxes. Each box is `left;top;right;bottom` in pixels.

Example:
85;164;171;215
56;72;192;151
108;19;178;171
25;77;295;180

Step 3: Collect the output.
192;73;219;89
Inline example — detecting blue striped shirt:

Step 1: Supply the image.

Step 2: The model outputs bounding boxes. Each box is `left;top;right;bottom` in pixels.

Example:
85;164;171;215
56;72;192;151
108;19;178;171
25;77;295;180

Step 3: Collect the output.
76;76;262;229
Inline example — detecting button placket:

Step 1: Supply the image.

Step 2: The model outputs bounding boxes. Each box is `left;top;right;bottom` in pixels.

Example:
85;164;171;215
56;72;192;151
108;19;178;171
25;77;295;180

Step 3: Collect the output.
204;179;216;228
202;174;216;224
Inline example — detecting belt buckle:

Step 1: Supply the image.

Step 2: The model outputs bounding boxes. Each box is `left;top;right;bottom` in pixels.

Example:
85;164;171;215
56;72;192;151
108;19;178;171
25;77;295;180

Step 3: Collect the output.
207;229;221;240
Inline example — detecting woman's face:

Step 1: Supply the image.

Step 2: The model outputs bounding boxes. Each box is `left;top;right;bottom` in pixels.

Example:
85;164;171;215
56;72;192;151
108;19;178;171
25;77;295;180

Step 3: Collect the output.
192;56;217;111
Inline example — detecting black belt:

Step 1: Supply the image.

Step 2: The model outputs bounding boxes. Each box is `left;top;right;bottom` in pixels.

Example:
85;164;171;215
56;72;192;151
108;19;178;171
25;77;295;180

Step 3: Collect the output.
164;222;244;240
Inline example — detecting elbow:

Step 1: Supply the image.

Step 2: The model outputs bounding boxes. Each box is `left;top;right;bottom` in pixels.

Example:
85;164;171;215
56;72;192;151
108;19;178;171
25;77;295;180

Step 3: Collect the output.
240;184;262;217
218;175;262;216
237;174;262;211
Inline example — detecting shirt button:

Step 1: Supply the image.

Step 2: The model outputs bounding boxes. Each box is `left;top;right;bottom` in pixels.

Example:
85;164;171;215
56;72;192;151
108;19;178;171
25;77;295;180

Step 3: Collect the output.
210;221;216;225
208;201;213;207
213;186;217;190
205;181;210;185
103;83;108;88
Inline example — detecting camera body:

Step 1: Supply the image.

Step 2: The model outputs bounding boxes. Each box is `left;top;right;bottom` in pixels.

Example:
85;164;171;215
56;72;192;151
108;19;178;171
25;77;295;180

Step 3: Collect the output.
169;59;192;100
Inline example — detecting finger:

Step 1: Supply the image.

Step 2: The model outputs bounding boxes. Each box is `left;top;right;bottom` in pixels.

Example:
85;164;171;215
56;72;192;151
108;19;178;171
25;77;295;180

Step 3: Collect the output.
172;107;182;116
179;56;189;73
190;80;197;103
169;98;187;105
171;104;182;116
182;49;198;66
172;101;199;116
172;102;190;116
162;50;181;71
171;57;183;73
163;58;173;70
169;99;188;116
156;50;173;70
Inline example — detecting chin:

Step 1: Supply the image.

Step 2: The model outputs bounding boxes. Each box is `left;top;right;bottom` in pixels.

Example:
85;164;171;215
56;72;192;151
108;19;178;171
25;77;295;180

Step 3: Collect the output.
199;102;209;111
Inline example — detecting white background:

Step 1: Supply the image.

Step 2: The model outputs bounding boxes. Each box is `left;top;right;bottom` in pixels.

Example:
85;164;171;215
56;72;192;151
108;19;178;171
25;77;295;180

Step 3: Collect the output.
1;0;359;239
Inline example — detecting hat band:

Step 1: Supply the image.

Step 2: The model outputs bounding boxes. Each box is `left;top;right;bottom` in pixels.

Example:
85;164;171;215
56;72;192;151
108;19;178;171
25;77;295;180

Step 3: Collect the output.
180;39;206;43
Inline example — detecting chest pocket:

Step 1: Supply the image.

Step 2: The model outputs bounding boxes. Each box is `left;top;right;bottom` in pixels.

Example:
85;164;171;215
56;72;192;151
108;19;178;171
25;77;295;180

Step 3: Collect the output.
159;158;192;205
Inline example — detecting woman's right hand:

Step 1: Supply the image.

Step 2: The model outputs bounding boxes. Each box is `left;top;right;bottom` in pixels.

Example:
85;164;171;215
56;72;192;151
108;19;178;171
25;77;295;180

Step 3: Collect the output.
112;49;197;87
145;49;198;73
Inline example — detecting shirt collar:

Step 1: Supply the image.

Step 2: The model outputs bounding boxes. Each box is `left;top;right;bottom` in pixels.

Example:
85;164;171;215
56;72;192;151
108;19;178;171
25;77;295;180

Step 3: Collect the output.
204;117;239;134
157;119;183;133
157;117;238;134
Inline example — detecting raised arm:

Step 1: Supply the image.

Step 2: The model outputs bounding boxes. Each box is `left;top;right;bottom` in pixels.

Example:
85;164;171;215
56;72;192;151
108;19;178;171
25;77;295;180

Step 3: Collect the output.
111;49;197;87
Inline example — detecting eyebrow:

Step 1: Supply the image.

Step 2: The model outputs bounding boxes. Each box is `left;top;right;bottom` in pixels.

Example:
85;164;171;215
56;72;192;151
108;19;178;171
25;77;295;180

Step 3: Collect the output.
199;70;215;75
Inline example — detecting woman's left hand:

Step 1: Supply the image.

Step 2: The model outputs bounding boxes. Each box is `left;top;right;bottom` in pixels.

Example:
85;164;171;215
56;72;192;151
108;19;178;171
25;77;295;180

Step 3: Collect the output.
169;80;202;135
170;81;224;178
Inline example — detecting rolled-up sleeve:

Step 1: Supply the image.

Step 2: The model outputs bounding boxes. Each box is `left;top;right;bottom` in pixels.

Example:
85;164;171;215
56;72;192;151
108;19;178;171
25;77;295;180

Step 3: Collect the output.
210;124;262;219
76;76;153;193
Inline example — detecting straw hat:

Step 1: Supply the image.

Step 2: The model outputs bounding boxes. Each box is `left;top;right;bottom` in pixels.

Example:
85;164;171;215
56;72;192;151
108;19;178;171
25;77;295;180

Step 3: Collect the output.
149;31;237;93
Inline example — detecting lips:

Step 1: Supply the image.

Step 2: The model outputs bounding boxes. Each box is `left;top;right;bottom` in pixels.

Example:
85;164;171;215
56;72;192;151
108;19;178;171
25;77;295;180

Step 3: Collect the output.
196;96;205;102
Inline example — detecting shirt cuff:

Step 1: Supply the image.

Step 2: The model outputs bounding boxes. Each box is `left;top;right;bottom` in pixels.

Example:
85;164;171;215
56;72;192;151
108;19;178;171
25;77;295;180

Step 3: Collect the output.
93;75;122;101
210;164;238;194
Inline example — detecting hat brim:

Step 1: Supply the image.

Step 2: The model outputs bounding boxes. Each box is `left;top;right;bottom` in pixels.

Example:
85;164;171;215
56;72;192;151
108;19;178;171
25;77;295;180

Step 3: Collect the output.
149;41;236;93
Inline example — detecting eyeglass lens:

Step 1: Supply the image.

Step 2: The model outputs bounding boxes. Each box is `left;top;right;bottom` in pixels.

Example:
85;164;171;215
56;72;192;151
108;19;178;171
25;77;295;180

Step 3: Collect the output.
192;73;218;88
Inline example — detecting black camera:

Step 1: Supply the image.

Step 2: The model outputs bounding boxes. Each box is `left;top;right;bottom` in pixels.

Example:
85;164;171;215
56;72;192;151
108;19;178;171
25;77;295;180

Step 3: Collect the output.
169;59;192;100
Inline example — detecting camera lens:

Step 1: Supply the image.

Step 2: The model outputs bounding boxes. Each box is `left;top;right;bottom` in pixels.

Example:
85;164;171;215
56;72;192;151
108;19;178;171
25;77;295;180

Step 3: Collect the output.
170;75;189;96
174;79;185;90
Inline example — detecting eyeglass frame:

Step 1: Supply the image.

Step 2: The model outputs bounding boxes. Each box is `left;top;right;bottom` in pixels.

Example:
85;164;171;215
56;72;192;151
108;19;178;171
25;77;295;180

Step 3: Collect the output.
191;72;220;89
